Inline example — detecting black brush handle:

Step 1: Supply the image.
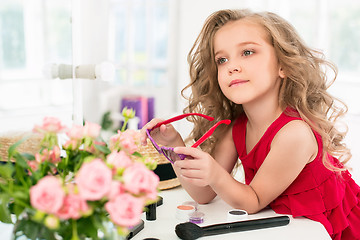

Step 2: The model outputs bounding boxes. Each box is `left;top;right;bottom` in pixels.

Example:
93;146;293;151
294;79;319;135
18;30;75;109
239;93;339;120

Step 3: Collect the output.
202;216;290;236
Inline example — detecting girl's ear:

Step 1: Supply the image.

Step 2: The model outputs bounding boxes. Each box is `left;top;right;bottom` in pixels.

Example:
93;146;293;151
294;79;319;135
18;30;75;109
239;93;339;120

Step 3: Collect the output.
279;67;286;78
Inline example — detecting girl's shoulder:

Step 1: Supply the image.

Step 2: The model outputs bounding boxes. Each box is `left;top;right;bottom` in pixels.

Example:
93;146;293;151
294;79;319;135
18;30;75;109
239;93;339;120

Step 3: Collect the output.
272;119;319;164
276;119;315;141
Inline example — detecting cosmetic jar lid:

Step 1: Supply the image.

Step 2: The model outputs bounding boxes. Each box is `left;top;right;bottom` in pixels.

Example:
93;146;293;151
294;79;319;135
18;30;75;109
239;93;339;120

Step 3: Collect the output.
227;209;248;222
176;204;195;221
189;211;205;224
182;201;199;211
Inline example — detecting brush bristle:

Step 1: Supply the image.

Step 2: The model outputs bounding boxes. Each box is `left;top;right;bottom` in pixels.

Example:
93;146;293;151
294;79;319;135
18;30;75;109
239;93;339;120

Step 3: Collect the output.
175;222;204;240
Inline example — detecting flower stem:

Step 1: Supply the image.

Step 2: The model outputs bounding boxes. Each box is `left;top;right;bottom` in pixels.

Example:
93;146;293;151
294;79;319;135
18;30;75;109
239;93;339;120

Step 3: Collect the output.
71;219;80;240
121;118;129;132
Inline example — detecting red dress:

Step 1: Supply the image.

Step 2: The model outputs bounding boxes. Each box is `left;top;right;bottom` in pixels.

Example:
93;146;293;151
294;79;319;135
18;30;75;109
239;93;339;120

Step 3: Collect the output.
232;108;360;240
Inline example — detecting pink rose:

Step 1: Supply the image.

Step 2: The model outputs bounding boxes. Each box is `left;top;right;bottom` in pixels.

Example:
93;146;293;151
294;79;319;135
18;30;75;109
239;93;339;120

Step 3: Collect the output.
123;162;159;199
106;151;132;170
35;146;61;164
56;193;90;220
30;176;65;214
105;193;143;227
35;151;46;163
83;121;101;138
33;117;67;134
107;180;125;200
27;160;39;175
119;137;138;154
63;139;79;150
49;146;61;164
109;130;139;153
119;130;138;154
67;125;84;140
75;159;112;200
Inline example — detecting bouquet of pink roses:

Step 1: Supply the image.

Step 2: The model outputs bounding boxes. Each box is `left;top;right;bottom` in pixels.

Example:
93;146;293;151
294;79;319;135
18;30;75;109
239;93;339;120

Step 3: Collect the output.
0;108;159;240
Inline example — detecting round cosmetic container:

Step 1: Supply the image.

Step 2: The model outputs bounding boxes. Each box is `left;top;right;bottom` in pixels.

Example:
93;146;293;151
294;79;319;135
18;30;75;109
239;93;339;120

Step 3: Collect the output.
227;209;248;222
176;204;195;221
189;211;205;224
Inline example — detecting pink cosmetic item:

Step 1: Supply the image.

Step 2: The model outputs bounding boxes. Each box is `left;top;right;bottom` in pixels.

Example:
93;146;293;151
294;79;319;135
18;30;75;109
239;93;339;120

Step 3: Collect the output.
176;204;196;221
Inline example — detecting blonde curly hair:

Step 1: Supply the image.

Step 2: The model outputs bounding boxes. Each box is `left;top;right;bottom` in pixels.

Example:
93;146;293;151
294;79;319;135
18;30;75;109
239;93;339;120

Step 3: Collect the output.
181;9;351;171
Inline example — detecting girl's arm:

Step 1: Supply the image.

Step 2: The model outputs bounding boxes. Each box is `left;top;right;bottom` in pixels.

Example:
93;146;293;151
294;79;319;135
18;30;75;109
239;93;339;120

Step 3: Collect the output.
175;120;318;214
173;126;239;204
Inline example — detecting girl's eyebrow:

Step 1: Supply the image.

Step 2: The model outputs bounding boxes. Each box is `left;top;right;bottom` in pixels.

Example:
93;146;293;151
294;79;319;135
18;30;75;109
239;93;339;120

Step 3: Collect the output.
237;41;261;47
214;41;261;56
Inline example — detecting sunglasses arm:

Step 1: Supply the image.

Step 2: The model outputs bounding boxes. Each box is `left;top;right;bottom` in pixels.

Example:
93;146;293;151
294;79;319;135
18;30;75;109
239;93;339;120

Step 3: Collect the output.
191;119;231;148
152;113;214;129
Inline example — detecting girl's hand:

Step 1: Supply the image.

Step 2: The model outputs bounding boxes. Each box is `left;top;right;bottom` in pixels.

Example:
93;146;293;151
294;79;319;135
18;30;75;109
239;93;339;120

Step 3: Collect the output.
139;118;182;147
173;147;220;187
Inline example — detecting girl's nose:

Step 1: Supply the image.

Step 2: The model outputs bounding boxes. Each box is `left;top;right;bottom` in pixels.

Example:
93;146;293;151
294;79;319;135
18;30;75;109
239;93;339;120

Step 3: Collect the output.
228;66;241;74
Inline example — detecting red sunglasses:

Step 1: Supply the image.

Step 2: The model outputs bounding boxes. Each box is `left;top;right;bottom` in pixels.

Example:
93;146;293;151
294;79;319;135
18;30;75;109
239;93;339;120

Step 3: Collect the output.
146;113;231;164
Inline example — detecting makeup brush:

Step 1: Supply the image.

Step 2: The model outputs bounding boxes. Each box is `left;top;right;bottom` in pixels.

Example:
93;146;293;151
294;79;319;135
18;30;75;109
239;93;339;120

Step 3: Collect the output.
175;215;290;240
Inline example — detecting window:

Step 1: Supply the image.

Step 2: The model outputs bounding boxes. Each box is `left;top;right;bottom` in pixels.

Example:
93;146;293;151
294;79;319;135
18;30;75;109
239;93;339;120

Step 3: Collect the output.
108;0;171;88
0;0;73;132
103;0;177;120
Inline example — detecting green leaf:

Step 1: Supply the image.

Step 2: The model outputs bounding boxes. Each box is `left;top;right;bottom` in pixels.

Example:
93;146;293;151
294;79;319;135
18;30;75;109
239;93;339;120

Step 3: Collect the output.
23;220;40;240
95;144;111;155
13;153;29;169
13;190;29;201
132;151;143;158
21;153;35;161
101;111;113;130
0;162;15;180
0;194;13;223
13;217;58;240
13;203;26;218
77;217;99;239
8;136;30;160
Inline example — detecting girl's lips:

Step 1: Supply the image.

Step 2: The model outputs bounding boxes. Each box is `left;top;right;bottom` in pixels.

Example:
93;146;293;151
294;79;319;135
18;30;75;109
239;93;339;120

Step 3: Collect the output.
229;79;248;87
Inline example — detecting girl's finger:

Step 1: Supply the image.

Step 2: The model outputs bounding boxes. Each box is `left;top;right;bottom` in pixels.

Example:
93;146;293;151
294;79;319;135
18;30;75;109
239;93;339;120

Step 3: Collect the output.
174;147;205;160
174;146;197;155
139;118;164;145
174;157;204;171
180;168;202;179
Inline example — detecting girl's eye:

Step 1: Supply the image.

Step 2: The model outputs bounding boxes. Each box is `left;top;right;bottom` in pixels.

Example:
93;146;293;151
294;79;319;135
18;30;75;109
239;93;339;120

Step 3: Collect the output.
243;50;254;57
216;57;228;65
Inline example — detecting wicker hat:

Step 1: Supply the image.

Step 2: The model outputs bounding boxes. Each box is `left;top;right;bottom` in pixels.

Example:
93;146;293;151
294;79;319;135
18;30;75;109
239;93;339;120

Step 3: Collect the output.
137;138;180;190
0;132;42;162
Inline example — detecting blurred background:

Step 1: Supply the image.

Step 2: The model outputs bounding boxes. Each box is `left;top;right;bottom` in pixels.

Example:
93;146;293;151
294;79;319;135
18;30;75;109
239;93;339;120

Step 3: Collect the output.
0;0;359;180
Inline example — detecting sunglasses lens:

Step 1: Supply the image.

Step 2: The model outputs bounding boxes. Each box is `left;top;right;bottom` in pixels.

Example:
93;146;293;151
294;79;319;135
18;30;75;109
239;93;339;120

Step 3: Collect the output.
146;130;161;153
161;148;181;163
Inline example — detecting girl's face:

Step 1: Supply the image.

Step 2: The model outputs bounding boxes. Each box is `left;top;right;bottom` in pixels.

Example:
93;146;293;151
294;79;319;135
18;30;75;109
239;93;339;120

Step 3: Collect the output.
214;19;284;107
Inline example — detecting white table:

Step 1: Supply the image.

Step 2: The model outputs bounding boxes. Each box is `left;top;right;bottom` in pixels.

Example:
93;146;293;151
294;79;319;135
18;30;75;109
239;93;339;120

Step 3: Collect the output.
135;186;331;240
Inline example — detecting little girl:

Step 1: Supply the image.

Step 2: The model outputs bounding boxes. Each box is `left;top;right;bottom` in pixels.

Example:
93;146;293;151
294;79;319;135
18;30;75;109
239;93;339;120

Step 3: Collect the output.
140;9;360;239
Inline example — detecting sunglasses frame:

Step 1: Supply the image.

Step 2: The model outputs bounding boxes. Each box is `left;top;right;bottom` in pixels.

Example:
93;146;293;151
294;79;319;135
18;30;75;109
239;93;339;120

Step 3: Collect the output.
146;113;231;164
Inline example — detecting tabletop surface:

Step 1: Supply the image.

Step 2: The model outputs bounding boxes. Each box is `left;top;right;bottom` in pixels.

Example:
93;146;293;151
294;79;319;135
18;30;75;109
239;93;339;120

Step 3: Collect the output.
133;186;331;240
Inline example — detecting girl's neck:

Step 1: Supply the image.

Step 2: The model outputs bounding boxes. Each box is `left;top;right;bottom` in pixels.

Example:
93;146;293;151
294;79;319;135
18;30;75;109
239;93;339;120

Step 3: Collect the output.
243;104;283;131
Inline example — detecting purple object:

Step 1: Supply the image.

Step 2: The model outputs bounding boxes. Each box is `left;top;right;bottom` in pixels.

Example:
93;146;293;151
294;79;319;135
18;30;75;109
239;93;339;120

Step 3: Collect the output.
146;129;187;164
147;97;155;121
121;96;149;129
189;211;205;224
146;113;231;164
